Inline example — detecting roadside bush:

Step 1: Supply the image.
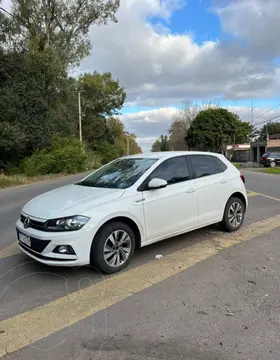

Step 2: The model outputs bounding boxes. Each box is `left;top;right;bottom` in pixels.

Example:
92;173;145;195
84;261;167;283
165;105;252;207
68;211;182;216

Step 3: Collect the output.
86;149;102;169
23;137;88;176
96;141;119;165
239;161;262;169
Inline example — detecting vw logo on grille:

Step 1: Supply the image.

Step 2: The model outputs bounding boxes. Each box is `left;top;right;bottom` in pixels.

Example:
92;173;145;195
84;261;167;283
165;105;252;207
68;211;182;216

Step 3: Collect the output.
24;216;30;229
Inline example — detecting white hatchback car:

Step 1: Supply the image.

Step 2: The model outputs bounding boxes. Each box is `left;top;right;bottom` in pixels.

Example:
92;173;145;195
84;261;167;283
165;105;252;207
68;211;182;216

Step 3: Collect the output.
16;151;248;273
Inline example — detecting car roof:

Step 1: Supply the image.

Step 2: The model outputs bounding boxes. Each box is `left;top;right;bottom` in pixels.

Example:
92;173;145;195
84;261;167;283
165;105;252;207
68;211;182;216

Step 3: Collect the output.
124;151;225;160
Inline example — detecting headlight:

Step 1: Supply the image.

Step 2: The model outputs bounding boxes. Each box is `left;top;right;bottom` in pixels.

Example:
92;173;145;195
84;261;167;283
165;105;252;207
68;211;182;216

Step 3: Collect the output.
45;215;90;232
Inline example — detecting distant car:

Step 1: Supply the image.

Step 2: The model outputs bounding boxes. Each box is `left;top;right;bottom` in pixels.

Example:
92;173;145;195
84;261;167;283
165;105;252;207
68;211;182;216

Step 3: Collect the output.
16;151;248;274
260;152;280;168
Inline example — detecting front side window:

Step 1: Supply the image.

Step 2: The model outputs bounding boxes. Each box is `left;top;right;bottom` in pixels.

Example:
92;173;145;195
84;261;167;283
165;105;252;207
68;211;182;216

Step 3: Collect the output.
148;156;191;185
189;155;219;178
77;158;158;189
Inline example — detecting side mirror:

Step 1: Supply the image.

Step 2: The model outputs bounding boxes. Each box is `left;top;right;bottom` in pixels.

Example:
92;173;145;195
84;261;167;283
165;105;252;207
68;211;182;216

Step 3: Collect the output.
148;178;167;189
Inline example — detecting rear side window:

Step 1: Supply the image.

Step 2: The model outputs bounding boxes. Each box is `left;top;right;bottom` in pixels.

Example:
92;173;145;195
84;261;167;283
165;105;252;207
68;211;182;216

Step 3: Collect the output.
189;155;220;178
214;157;228;172
148;156;191;185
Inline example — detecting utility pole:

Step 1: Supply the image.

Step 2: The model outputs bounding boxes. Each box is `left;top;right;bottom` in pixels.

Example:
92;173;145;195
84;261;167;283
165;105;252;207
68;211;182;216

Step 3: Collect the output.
124;131;130;155
72;89;84;143
250;99;254;124
78;91;82;143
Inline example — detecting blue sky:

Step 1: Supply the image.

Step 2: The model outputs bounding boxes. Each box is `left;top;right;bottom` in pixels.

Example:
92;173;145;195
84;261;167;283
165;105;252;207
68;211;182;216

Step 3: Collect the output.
120;0;280;116
153;0;222;44
82;0;280;149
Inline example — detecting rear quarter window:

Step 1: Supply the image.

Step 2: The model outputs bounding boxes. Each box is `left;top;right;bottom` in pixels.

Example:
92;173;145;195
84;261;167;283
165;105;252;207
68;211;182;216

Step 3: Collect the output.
213;157;228;172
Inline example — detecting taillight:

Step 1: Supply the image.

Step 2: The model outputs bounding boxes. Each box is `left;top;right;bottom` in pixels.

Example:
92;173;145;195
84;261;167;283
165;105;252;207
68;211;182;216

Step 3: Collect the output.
240;172;245;184
263;157;268;160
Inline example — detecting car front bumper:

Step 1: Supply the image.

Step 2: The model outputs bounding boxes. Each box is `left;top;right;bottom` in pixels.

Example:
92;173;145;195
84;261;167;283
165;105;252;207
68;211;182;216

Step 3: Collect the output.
16;218;93;267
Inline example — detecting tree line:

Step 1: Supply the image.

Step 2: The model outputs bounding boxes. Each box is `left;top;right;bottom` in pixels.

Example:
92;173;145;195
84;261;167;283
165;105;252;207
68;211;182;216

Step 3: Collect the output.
0;0;141;175
152;103;280;153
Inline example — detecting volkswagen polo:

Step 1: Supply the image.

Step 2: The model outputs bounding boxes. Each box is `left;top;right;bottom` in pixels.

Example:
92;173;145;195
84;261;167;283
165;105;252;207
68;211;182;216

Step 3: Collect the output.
16;151;248;273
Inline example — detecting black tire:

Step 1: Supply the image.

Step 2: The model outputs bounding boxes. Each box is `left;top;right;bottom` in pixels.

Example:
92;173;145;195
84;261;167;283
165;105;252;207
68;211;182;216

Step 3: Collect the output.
220;196;245;232
90;221;136;274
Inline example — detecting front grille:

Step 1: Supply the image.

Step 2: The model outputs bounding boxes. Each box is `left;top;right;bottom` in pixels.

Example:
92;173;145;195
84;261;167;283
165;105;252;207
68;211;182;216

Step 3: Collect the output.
17;231;51;253
20;214;46;231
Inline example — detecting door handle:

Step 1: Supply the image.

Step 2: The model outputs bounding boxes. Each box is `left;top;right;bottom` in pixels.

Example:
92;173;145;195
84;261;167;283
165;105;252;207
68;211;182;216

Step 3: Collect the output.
186;188;196;193
220;179;227;184
134;198;145;203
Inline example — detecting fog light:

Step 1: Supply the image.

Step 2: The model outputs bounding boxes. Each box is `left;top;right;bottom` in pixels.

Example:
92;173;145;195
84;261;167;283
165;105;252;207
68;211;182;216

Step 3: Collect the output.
58;246;68;253
53;245;76;255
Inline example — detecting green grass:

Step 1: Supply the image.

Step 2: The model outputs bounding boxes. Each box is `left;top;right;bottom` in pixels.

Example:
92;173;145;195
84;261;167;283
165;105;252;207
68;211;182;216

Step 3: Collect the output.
233;163;241;169
253;168;280;175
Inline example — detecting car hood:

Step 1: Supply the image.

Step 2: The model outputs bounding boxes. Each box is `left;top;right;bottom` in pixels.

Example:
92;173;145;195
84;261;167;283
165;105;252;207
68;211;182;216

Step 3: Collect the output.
22;184;125;219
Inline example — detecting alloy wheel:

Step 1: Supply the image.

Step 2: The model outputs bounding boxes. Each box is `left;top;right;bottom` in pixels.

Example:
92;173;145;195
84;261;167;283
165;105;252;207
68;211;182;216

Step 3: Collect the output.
228;201;243;228
103;230;132;267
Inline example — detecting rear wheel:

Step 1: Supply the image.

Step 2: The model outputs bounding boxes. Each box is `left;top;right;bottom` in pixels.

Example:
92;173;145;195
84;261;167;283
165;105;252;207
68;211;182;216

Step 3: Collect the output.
270;161;276;168
90;221;136;274
220;197;245;232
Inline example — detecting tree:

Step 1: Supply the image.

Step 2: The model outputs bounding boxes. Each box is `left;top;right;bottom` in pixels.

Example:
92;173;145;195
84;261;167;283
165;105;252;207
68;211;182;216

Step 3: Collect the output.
168;120;188;151
0;0;120;112
169;102;216;151
151;135;170;152
0;49;50;155
1;0;119;68
258;122;280;141
79;72;126;117
0;122;26;172
0;1;142;173
126;133;142;155
78;72;126;150
186;108;255;152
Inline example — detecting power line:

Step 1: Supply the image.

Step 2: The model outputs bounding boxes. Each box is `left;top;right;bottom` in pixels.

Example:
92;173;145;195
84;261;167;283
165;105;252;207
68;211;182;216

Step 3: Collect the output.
254;102;280;121
254;112;280;127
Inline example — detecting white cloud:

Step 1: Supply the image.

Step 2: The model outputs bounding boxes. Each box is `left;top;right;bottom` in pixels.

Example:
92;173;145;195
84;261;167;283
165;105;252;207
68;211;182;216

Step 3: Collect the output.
122;105;280;151
81;0;280;107
215;0;280;58
121;107;177;151
3;0;280;151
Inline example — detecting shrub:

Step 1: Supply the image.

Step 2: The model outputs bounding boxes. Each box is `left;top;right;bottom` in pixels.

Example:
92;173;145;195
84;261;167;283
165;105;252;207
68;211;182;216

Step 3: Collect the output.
23;137;88;176
96;141;120;165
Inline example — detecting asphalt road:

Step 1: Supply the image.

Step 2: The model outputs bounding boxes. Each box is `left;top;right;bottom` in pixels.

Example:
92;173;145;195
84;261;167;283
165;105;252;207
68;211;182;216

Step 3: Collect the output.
243;170;280;199
0;170;280;360
0;173;88;251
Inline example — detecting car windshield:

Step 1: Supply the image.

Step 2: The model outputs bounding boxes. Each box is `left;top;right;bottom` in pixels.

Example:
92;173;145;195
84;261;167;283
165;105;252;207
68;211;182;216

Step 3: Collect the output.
77;157;158;189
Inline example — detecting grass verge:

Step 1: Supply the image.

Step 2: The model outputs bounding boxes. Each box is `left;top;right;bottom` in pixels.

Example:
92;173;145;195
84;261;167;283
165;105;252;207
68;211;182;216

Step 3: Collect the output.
233;163;241;169
0;173;77;189
252;168;280;175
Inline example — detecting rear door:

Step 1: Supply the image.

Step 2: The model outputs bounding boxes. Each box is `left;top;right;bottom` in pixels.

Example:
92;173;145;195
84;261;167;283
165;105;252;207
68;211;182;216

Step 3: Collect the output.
141;156;199;242
188;154;230;225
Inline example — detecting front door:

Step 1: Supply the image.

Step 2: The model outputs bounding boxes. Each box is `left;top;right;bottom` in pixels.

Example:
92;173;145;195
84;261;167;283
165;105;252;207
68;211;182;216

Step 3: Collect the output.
141;156;199;242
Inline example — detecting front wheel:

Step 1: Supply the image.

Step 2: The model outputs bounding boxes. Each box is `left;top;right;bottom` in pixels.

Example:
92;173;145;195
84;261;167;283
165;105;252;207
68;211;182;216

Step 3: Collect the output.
270;161;276;168
90;221;136;274
220;197;245;232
